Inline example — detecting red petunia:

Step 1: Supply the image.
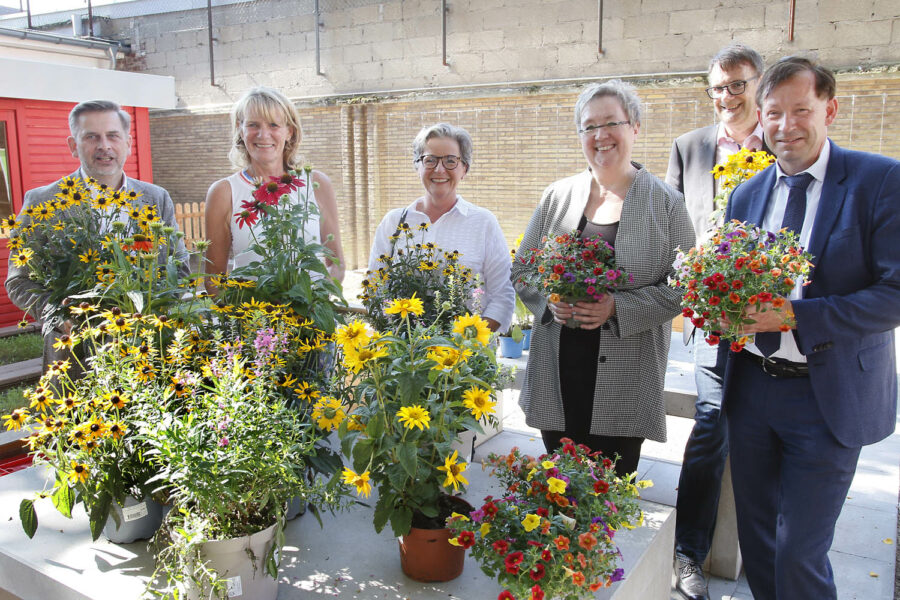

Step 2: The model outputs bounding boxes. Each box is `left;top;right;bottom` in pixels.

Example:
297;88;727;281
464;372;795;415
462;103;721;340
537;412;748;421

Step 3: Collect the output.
483;500;499;518
536;507;549;518
682;307;694;317
572;571;586;586
530;584;545;600
731;279;744;290
504;551;524;574
730;341;744;352
492;539;510;555
498;592;516;600
552;264;565;274
707;334;720;345
593;479;610;494
457;530;475;549
541;549;552;561
709;296;721;306
529;563;546;581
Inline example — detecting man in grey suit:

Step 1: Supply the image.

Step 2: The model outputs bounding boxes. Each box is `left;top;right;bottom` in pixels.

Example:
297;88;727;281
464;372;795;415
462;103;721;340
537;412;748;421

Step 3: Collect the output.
5;100;187;371
664;44;766;600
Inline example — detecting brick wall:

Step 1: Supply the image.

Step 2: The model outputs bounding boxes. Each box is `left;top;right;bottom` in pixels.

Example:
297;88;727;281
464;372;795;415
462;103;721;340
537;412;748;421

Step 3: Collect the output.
150;73;900;270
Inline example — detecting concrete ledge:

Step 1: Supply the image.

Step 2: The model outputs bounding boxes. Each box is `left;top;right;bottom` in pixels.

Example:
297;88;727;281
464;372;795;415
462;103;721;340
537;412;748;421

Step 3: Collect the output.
0;358;41;390
0;456;674;599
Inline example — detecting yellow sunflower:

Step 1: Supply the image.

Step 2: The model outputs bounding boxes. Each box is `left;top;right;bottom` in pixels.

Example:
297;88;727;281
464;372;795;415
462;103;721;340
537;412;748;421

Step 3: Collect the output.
384;294;425;319
341;467;372;498
462;386;496;420
311;396;346;431
437;450;469;491
333;320;369;349
396;404;431;431
452;313;492;345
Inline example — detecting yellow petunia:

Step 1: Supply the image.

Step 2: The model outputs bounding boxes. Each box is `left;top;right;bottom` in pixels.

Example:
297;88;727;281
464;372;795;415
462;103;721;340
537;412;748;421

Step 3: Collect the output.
437;450;469;491
452;313;492;345
462;386;496;420
521;513;541;532
396;404;431;431
547;477;568;495
384;294;425;319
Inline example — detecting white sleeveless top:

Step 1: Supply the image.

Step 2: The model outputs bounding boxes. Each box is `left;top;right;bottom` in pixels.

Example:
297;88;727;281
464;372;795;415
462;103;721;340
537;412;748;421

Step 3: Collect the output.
227;170;321;271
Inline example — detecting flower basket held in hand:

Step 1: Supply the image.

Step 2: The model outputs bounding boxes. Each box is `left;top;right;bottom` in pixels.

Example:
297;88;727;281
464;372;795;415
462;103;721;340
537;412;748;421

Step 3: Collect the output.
514;231;630;328
447;440;647;600
670;219;814;352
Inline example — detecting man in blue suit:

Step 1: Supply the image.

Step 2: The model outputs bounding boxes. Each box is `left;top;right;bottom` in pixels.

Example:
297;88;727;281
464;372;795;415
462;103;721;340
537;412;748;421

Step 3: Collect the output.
723;56;900;599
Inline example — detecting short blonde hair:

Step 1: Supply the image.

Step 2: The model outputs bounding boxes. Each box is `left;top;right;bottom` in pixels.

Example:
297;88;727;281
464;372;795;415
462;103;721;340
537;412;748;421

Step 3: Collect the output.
228;86;303;170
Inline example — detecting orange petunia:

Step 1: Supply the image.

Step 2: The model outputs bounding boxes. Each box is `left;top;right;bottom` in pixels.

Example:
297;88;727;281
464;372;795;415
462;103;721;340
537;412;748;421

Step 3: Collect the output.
772;297;785;308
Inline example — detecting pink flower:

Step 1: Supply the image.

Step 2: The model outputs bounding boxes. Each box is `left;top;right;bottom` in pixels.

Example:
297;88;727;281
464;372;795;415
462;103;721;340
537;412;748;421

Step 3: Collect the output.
218;437;229;447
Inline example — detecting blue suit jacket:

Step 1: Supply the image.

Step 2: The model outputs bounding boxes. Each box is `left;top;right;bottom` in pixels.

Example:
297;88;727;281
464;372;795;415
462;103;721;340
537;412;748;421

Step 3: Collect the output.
724;141;900;447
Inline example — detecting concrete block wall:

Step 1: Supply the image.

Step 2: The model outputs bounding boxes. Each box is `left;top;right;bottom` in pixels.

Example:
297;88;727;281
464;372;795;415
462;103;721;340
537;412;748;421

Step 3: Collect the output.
111;0;900;108
149;73;900;273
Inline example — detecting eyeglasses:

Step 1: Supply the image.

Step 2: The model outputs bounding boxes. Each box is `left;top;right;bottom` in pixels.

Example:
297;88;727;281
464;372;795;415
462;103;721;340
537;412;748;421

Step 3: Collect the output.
705;76;760;99
415;154;463;170
577;121;631;136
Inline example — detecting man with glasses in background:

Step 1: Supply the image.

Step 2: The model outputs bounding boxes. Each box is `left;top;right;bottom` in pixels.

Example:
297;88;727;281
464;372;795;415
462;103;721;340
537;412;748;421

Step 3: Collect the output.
665;44;767;600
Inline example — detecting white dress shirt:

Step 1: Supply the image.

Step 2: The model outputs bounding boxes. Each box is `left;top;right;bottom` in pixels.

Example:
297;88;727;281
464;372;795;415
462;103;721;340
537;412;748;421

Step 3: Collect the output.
368;195;515;333
746;140;832;363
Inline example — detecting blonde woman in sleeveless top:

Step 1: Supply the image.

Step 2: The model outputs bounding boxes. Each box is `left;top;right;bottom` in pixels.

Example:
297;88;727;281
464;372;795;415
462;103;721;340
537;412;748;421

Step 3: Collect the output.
205;86;344;295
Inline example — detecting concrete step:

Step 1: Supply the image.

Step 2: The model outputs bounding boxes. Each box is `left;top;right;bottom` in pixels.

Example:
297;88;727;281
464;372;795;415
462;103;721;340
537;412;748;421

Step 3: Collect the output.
0;358;41;390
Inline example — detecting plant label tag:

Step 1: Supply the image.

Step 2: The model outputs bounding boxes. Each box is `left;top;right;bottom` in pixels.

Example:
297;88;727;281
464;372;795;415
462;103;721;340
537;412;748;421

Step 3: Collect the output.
122;501;148;522
225;576;242;597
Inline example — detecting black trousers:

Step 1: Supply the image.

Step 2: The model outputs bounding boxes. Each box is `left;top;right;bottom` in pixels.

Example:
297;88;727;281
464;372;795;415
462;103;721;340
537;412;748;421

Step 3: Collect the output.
541;326;643;478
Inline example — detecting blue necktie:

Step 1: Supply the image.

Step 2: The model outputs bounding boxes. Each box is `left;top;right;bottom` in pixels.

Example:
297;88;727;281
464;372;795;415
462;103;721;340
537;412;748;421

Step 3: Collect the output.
754;172;815;357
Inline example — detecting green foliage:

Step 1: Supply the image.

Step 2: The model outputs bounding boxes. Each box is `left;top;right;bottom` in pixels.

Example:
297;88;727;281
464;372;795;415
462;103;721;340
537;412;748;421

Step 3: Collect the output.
0;333;42;366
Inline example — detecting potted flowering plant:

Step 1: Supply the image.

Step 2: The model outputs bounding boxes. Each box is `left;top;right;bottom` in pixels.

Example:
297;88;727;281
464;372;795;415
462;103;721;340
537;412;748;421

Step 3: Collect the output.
329;302;505;581
143;302;349;600
361;222;476;333
222;166;345;333
514;231;630;328
670;219;814;352
447;440;647;600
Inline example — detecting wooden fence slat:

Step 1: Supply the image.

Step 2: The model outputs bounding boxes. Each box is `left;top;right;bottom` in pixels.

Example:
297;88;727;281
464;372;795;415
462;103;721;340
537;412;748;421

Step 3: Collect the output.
175;201;205;246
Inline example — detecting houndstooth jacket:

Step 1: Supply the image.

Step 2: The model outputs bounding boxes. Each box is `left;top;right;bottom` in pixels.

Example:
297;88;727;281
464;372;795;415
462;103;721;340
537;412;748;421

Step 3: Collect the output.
511;167;695;442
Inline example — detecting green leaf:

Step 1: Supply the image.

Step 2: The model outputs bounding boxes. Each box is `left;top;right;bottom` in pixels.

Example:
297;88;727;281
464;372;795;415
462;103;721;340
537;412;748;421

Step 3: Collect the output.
390;505;413;537
52;484;75;519
366;415;385;441
88;492;112;541
19;499;37;538
386;463;411;491
397;442;418;478
352;438;374;474
373;491;396;534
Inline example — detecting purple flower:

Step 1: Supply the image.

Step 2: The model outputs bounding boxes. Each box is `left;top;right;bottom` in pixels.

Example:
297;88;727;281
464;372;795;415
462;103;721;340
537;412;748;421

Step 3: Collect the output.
716;241;731;254
610;568;625;583
563;272;576;282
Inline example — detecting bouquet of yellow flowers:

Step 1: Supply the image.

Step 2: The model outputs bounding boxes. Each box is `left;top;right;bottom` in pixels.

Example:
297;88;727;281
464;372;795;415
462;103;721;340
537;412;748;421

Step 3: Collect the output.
2;175;189;329
711;147;776;214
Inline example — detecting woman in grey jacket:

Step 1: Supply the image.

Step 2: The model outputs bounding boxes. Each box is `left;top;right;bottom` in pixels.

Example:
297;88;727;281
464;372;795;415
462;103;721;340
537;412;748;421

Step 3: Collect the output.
511;80;695;476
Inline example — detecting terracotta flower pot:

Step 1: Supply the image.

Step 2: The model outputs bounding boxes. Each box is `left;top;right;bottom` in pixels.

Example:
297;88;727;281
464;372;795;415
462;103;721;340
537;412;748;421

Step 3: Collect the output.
398;526;466;582
398;495;473;582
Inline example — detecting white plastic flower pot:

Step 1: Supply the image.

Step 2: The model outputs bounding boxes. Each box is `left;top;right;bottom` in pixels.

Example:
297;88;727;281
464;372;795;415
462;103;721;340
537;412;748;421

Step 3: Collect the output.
186;522;279;600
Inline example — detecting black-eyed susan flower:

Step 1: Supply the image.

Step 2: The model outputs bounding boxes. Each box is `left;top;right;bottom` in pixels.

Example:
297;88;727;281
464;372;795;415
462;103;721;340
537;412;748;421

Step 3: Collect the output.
11;248;34;267
69;461;90;483
3;408;29;431
294;381;321;403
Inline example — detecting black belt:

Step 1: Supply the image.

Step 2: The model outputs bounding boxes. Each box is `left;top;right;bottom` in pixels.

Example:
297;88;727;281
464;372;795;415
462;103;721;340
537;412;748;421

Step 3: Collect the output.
740;350;809;378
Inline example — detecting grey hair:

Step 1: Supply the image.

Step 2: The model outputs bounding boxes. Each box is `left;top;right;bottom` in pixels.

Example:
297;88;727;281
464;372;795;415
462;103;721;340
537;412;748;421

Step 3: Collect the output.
411;123;473;168
709;43;765;77
68;100;131;138
573;79;642;130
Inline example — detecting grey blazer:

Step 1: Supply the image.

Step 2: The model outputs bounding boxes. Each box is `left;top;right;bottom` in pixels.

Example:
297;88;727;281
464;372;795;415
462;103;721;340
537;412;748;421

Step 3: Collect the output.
511;168;695;443
665;124;718;239
5;171;188;369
